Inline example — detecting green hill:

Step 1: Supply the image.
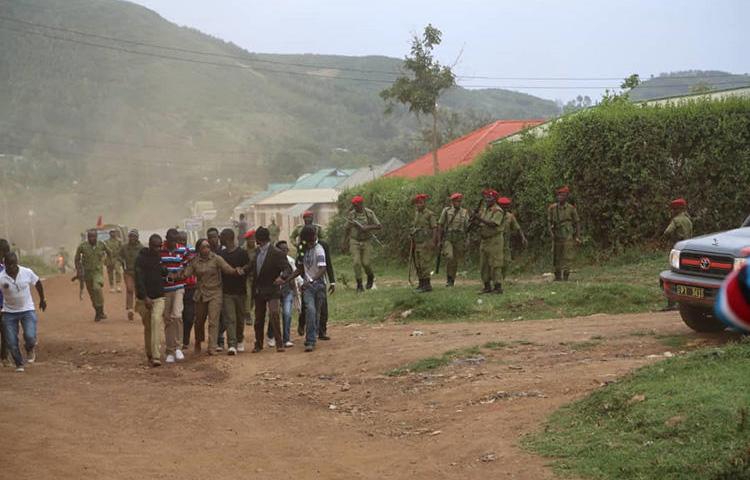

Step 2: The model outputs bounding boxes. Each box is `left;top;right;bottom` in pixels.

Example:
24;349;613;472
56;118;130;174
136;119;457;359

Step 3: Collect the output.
629;70;750;101
0;0;559;247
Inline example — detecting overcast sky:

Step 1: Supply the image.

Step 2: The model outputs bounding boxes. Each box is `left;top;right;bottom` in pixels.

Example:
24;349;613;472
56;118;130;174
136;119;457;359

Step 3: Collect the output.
130;0;748;102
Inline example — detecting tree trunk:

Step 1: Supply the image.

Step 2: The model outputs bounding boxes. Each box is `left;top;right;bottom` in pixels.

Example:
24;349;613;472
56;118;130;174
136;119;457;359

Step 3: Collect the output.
431;110;439;175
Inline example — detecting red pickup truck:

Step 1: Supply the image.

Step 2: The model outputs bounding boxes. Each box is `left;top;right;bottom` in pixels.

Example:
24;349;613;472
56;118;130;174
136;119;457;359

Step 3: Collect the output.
660;218;750;332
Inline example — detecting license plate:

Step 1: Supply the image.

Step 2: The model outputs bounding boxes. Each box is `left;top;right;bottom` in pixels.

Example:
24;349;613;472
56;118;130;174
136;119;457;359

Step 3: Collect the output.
675;284;704;299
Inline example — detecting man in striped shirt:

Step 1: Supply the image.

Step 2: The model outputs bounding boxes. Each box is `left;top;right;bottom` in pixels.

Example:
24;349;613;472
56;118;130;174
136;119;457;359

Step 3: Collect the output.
161;228;187;363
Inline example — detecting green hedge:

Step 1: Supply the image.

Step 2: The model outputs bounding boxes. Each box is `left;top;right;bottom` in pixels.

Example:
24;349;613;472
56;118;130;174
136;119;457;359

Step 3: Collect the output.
332;97;750;256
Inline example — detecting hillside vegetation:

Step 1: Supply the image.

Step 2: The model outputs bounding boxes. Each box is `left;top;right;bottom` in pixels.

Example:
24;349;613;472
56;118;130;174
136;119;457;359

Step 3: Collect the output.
0;0;559;248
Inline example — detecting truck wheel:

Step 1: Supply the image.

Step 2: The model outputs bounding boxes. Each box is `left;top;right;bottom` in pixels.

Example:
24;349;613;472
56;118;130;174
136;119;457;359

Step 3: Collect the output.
678;304;726;332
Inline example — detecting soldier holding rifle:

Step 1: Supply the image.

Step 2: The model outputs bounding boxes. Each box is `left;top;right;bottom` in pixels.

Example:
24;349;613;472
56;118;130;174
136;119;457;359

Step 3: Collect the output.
410;193;438;293
547;186;581;281
436;192;469;287
343;195;382;292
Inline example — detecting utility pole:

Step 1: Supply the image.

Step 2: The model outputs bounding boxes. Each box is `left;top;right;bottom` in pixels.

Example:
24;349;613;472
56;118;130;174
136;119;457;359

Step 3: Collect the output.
0;156;10;238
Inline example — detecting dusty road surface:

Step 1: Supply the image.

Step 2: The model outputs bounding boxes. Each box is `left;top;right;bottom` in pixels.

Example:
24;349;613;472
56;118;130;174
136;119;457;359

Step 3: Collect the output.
0;275;735;480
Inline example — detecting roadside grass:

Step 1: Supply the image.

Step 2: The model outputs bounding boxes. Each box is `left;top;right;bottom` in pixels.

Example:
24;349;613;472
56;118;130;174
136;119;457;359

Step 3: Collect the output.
329;249;665;325
524;341;750;480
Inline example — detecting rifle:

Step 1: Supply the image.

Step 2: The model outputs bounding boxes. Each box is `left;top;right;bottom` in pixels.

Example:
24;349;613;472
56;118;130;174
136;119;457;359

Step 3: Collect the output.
465;198;484;234
346;217;384;247
71;266;85;301
408;237;415;287
435;205;455;274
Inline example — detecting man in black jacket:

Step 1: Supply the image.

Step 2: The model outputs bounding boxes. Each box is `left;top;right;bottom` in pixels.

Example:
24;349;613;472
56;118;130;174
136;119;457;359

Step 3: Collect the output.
135;234;166;367
249;227;291;353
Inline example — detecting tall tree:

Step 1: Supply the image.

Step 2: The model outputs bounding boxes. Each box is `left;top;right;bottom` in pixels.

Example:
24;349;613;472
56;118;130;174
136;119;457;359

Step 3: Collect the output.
380;24;456;175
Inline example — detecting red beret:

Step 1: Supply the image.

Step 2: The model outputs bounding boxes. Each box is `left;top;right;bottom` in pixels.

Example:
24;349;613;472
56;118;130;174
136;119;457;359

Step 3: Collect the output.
482;188;499;198
450;192;463;200
413;193;430;203
351;195;364;205
243;229;256;239
497;197;512;206
557;186;570;194
302;210;314;218
670;198;687;208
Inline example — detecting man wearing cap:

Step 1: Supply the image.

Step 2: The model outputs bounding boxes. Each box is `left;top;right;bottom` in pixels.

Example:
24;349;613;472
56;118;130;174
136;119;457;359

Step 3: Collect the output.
104;229;124;293
410;194;437;293
547;186;581;281
75;229;112;321
291;211;324;250
474;189;506;294
497;197;528;281
662;198;693;310
663;198;693;242
438;193;469;287
344;195;382;292
120;229;144;321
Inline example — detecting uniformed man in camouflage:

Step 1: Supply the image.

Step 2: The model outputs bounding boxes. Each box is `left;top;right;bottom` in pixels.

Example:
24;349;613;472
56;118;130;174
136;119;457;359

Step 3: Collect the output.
75;229;112;321
473;189;505;294
104;229;123;293
497;197;528;281
547;186;581;281
662;198;693;310
410;193;437;293
120;229;144;321
344;195;382;292
437;193;469;287
291;211;324;250
268;218;280;244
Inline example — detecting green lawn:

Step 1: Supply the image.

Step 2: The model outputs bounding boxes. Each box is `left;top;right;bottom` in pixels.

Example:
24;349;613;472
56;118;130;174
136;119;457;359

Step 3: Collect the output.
328;249;666;325
524;341;750;479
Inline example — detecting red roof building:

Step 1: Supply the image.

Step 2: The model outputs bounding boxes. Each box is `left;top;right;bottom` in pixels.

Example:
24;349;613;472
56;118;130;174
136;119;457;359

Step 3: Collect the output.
385;119;545;178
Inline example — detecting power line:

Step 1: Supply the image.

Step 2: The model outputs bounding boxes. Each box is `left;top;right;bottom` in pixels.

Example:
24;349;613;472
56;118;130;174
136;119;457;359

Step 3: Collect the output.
1;14;747;83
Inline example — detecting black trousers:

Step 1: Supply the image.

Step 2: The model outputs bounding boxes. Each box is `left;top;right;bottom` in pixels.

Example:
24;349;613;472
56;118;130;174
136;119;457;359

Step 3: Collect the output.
182;287;196;348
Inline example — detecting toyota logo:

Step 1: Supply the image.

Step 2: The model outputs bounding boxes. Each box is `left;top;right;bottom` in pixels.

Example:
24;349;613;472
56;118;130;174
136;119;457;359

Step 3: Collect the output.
699;257;712;270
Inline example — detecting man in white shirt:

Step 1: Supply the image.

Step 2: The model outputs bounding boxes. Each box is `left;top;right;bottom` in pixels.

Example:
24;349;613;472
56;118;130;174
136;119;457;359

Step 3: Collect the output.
294;225;327;352
0;253;47;372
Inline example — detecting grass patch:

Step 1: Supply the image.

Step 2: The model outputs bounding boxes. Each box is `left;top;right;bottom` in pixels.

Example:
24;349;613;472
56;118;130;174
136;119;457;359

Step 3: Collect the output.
483;341;509;350
525;341;750;479
386;345;483;377
656;334;690;350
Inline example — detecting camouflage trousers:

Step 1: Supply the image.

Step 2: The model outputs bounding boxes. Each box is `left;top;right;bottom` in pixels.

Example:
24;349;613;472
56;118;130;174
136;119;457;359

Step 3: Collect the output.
479;235;504;284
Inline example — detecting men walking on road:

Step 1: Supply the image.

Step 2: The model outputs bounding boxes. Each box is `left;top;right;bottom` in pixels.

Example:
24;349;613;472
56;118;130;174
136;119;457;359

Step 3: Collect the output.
474;189;505;294
219;228;249;355
160;228;187;363
290;225;328;352
438;193;469;287
75;230;111;321
135;234;166;367
344;195;381;292
410;193;437;293
547;186;581;281
497;197;528;281
120;229;143;321
0;252;47;372
249;227;291;353
662;198;693;310
105;230;123;293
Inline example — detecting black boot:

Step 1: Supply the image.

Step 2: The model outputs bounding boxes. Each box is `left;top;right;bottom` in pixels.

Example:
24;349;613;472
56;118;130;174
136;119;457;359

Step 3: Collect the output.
493;282;503;294
563;270;570;281
479;282;492;294
366;274;374;290
446;276;454;287
421;278;433;293
554;271;562;281
94;307;103;322
415;279;425;293
356;279;364;293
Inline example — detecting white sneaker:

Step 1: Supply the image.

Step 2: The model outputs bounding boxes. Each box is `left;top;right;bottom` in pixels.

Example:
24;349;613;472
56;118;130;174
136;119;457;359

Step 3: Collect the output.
228;347;237;356
267;338;276;348
284;341;294;348
1;358;9;368
237;342;245;352
175;349;185;361
26;349;36;364
15;366;24;373
215;346;224;352
165;354;176;364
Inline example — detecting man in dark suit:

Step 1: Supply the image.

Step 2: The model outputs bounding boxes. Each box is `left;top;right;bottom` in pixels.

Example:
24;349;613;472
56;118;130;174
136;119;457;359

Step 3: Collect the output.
248;227;291;353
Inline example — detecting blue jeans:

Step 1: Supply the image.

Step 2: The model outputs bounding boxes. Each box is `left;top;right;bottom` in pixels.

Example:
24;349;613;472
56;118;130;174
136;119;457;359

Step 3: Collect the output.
280;289;294;344
302;281;326;346
1;310;38;367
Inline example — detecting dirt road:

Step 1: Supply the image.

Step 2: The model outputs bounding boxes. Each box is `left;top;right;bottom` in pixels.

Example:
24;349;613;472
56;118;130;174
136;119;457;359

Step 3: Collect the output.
0;275;732;479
